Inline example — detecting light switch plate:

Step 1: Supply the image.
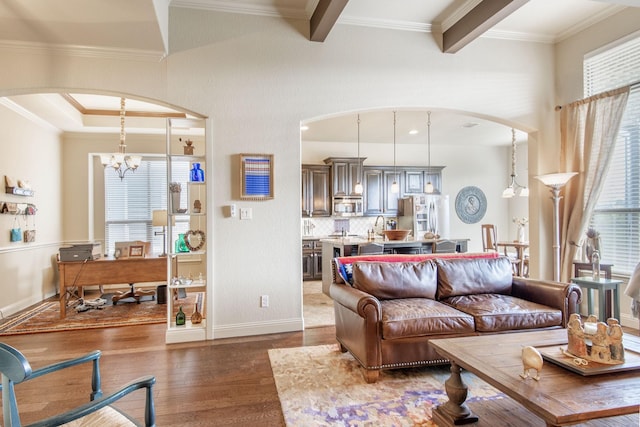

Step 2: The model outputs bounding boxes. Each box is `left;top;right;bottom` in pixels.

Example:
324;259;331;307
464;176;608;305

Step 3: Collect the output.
240;207;252;220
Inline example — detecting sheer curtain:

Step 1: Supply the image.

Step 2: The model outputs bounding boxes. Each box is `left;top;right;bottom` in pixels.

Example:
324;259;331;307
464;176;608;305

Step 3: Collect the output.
559;86;629;282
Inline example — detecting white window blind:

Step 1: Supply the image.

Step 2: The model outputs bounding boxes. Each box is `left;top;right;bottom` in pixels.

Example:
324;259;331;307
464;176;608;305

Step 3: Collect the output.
105;158;189;256
584;33;640;275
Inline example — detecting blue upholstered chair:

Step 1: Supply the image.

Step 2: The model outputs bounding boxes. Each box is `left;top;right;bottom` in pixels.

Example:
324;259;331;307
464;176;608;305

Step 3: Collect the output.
0;342;155;426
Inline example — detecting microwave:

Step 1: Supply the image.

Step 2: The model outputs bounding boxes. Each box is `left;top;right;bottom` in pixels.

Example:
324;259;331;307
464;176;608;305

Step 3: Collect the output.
333;196;363;217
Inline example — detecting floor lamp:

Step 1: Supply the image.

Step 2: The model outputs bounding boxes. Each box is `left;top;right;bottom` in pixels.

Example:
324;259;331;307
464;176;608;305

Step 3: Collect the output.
152;210;174;257
535;172;578;281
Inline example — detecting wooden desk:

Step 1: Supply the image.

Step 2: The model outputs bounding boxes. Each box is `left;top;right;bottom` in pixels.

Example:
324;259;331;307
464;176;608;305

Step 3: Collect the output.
496;241;528;276
57;257;167;319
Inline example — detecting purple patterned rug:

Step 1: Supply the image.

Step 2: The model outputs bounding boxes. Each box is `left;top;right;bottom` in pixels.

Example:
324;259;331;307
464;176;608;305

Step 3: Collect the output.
269;344;504;426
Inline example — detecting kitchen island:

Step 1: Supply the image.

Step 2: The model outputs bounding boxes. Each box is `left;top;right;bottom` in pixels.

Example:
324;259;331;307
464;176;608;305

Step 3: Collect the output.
319;236;469;295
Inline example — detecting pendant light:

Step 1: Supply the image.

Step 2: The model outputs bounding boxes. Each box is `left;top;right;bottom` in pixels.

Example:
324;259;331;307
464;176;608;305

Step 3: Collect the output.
425;111;434;194
354;114;363;194
100;98;142;180
391;111;399;194
502;128;529;198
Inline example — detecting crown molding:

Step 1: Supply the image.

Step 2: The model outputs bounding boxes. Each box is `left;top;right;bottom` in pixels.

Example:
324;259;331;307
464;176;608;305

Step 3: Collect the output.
0;40;166;62
171;0;311;20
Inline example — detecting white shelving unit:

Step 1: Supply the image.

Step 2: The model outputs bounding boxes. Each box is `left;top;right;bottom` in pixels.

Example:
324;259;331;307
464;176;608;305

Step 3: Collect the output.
165;118;209;344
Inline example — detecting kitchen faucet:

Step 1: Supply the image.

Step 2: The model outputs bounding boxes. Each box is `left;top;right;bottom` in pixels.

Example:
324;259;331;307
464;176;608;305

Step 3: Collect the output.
374;215;385;230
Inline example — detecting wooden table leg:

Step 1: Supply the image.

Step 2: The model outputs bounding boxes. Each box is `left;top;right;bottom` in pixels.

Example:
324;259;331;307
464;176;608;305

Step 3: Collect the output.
432;362;478;426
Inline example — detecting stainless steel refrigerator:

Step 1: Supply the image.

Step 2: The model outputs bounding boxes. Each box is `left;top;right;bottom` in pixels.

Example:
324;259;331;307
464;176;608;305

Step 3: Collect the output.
398;194;450;239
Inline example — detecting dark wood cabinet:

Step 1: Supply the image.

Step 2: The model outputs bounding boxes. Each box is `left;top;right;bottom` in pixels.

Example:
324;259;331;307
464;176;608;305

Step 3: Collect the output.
363;167;403;216
302;239;322;280
324;157;365;196
403;167;444;194
301;165;331;217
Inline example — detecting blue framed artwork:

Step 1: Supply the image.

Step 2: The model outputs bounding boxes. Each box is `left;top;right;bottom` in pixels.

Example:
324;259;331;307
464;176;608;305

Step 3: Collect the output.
240;153;274;200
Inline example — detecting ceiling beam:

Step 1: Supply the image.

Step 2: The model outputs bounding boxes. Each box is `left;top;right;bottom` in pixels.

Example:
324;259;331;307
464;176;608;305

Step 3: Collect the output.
310;0;349;42
442;0;529;53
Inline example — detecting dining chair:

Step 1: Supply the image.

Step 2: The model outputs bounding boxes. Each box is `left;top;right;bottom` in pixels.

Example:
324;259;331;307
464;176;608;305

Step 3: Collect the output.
358;242;384;255
432;240;457;253
0;342;156;427
481;224;521;275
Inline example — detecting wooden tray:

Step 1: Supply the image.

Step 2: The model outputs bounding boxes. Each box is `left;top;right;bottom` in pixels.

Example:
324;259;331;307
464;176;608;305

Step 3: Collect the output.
538;342;640;376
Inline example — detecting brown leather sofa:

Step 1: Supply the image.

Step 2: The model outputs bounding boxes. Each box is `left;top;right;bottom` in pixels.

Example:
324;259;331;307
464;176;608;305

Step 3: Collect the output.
330;255;582;383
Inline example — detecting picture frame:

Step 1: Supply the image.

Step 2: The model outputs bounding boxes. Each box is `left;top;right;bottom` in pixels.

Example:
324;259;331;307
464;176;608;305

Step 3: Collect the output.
129;245;144;257
240;153;274;200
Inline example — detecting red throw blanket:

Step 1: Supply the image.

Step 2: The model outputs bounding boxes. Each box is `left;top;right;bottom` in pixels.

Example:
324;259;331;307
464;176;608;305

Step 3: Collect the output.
336;251;498;266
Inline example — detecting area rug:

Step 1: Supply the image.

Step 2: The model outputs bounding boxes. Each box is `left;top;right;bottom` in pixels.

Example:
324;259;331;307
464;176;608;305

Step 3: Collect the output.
269;344;504;426
0;292;200;336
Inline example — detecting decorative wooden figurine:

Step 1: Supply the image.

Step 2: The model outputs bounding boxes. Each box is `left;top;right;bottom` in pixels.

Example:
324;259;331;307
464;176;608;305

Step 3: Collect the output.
182;138;194;155
520;346;543;380
566;313;624;365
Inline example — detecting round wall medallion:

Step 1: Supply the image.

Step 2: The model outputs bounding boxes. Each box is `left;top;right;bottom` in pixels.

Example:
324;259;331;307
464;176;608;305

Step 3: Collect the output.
455;186;487;224
184;229;206;251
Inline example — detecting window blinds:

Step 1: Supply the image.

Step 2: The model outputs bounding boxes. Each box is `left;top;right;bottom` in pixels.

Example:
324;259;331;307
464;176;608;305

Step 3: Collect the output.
584;33;640;274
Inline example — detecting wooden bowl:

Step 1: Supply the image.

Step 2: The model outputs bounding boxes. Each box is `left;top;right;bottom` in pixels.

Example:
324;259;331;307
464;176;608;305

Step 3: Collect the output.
383;230;411;241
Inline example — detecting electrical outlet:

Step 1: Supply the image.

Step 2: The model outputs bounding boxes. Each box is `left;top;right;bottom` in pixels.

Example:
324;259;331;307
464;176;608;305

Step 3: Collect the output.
260;295;269;308
229;204;236;218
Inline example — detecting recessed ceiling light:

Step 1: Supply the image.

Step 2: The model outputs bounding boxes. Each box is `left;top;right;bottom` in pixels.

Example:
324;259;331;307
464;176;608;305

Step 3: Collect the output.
300;125;309;131
462;122;479;128
409;129;418;135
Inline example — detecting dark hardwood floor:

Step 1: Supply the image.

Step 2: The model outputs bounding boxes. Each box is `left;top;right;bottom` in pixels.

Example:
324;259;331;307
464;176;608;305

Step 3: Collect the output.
2;322;639;426
0;323;336;426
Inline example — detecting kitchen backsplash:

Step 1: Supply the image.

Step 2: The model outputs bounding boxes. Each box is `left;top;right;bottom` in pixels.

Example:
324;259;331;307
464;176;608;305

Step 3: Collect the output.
302;217;395;237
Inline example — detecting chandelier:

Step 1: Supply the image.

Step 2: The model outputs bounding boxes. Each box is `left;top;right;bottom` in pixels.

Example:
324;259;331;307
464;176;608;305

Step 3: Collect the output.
101;97;142;180
502;128;529;198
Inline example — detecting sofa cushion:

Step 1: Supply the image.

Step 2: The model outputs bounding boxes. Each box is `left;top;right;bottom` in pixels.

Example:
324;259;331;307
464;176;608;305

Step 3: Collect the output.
380;298;475;339
352;260;438;300
436;256;513;299
443;294;563;332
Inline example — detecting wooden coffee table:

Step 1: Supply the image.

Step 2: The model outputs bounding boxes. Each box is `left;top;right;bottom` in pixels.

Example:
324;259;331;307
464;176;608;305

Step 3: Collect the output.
430;329;640;426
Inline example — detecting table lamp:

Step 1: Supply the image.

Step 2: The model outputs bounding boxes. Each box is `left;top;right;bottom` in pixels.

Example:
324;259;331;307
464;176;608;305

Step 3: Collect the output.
152;210;174;257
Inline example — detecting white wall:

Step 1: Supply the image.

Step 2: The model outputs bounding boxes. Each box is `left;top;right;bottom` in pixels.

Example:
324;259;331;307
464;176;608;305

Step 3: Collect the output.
4;6;633;337
0;105;63;316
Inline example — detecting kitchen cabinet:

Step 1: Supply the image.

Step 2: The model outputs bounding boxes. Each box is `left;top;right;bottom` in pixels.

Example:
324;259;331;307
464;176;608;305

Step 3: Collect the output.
301;165;331;217
302;239;322;280
166;118;208;344
403;167;444;194
363;167;403;216
323;157;365;196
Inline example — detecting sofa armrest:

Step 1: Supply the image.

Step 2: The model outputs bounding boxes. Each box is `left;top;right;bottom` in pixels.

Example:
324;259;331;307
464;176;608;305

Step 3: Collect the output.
511;277;582;327
330;282;382;319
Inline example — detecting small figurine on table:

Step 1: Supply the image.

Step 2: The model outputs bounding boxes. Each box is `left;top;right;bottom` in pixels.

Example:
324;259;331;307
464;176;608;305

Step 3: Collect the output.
182;138;194;155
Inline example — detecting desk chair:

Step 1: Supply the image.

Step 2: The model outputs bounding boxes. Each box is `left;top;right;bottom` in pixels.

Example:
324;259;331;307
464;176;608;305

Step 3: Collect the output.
432;240;457;253
0;342;156;426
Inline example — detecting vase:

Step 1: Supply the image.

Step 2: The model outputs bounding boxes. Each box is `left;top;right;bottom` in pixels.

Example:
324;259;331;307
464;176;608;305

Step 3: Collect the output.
518;225;526;243
176;306;186;326
191;305;203;324
175;234;190;253
190;163;205;182
171;191;181;213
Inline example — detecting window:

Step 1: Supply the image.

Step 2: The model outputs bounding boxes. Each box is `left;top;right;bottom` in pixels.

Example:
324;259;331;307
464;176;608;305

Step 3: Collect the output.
104;157;189;256
584;32;640;275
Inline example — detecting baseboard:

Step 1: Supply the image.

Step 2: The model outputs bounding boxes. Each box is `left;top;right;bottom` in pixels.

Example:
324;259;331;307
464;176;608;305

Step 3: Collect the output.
0;294;46;319
212;318;303;339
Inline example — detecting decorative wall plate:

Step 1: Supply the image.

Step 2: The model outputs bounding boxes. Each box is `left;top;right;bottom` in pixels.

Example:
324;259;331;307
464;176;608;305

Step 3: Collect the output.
185;229;206;251
455;186;487;224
